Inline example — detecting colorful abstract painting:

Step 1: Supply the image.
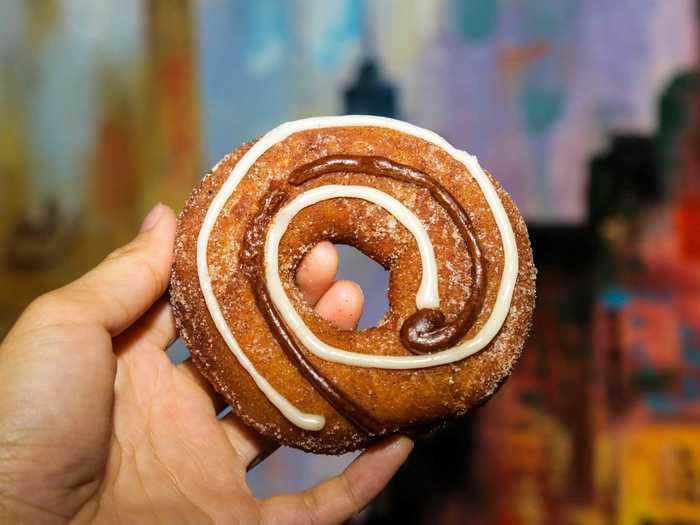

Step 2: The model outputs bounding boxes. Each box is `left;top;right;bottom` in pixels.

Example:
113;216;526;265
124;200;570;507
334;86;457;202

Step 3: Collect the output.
2;2;700;522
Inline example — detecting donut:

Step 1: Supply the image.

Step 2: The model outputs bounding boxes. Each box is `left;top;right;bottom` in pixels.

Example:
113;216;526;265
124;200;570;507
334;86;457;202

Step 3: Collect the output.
170;116;536;454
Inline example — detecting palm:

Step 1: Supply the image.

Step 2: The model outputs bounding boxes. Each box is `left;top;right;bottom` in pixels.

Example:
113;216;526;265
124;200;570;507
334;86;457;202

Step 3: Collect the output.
88;338;261;523
0;206;412;525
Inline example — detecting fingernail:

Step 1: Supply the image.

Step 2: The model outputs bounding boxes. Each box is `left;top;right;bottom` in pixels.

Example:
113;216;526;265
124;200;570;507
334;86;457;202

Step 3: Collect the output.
140;203;164;233
389;435;414;452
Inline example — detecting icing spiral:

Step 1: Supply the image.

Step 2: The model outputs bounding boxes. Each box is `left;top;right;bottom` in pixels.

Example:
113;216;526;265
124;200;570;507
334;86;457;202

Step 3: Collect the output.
196;116;519;431
287;155;486;354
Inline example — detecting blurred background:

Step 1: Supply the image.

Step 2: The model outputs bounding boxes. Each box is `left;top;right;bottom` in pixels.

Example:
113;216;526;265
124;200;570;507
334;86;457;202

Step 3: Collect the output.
2;1;700;523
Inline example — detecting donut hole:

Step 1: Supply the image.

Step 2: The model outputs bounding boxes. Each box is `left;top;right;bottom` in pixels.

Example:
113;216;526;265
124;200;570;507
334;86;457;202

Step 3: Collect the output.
334;244;389;329
282;197;418;331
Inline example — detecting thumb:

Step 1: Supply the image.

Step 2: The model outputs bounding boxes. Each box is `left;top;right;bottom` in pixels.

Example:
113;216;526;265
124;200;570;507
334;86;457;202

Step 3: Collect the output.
0;204;175;522
14;203;177;338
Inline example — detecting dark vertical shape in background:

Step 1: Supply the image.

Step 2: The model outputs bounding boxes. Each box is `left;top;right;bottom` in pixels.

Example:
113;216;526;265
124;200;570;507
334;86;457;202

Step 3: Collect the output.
343;59;398;118
346;19;481;525
343;0;398;119
655;0;700;260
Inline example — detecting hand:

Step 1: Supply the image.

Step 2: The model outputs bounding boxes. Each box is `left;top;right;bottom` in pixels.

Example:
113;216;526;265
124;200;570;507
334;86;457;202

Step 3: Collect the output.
0;204;413;524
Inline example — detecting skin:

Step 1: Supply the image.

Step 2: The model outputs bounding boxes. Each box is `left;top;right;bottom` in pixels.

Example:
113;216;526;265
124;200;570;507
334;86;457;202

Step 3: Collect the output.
0;204;413;525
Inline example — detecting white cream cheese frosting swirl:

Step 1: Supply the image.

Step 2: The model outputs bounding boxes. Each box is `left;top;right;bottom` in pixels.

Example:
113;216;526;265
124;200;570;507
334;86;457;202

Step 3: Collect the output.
196;116;518;430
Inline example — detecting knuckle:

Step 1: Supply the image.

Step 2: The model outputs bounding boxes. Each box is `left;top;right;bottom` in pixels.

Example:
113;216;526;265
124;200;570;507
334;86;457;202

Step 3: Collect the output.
339;472;361;511
106;242;165;295
15;290;85;334
143;256;167;295
25;291;66;319
302;492;321;525
104;241;139;263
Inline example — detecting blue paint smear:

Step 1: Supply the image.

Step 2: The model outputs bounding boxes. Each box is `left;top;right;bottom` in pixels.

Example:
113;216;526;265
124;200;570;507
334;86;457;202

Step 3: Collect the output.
315;0;363;71
599;288;631;310
240;0;290;65
645;393;675;414
683;377;700;399
684;348;700;367
197;1;294;164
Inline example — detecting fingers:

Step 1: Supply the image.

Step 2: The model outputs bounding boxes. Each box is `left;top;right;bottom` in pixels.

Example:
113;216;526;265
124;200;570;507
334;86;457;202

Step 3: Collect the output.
261;436;413;525
212;244;364;463
176;360;229;414
315;280;364;330
114;296;177;355
218;412;279;469
246;442;279;472
297;242;364;329
21;203;176;337
296;241;338;305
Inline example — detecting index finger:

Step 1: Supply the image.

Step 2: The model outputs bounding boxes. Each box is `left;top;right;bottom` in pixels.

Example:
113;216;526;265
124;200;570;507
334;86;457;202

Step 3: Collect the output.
296;241;338;305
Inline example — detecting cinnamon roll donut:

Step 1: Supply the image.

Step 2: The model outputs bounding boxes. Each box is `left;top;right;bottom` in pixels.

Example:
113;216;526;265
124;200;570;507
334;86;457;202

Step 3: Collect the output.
170;116;536;454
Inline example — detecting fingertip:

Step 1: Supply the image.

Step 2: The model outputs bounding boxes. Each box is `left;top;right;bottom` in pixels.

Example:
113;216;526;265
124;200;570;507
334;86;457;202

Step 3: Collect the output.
159;204;177;227
139;204;177;242
54;204;178;336
140;202;165;233
135;203;177;265
360;435;414;477
358;435;414;465
296;241;339;305
382;435;414;456
258;434;411;525
336;435;413;517
315;280;364;330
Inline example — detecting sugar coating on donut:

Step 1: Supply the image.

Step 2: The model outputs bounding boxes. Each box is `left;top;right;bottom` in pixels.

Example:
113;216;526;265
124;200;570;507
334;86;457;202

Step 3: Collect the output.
170;118;536;454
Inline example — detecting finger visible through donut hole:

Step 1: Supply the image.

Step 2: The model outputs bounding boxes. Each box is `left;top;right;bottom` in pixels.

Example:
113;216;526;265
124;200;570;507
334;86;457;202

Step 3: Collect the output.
334;244;389;329
295;242;389;330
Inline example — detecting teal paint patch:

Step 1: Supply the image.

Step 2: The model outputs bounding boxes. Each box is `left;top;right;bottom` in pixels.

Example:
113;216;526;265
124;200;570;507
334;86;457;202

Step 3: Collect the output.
600;289;631;311
520;79;565;134
456;0;499;42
